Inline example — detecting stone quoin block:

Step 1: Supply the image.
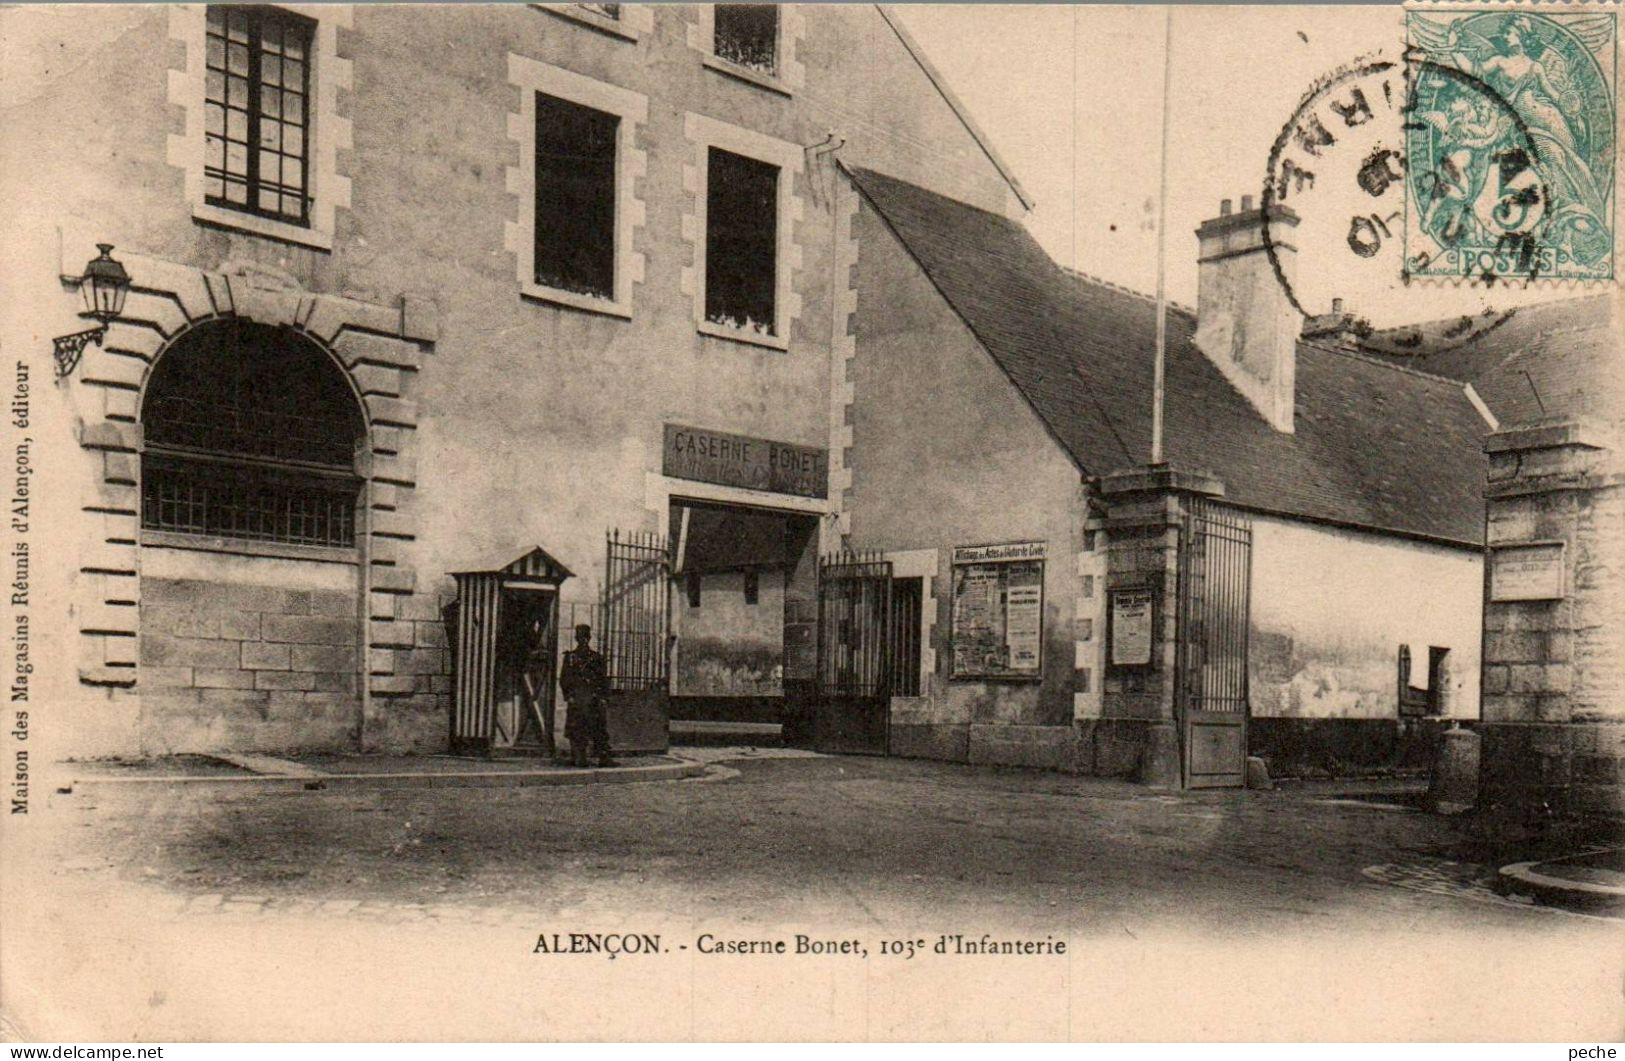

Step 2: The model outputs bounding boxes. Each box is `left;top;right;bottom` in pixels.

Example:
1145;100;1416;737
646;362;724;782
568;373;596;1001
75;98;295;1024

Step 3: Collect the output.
398;593;446;623
366;537;406;566
370;566;417;594
369;451;418;486
369;509;415;539
78;420;140;453
369;619;416;649
369;675;417;696
80;601;138;635
331;329;422;372
401;295;439;344
368;592;398;622
81;479;139;514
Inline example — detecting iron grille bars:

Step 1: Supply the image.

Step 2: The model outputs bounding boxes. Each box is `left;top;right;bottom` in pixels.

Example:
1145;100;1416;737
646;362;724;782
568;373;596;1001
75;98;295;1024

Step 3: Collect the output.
602;530;670;690
1178;498;1252;715
141;456;358;547
817;550;894;699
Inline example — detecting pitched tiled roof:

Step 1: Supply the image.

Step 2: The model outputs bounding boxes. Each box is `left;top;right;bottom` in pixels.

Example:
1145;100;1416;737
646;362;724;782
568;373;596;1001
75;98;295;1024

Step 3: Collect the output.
1364;294;1621;432
849;166;1494;546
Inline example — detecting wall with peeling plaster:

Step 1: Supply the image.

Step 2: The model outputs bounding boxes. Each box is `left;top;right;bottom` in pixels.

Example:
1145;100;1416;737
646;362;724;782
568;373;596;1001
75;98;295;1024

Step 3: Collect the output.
1249;514;1482;720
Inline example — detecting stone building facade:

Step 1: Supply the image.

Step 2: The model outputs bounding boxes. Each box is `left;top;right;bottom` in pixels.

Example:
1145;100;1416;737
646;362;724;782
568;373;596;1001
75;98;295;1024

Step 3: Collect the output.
7;3;1028;759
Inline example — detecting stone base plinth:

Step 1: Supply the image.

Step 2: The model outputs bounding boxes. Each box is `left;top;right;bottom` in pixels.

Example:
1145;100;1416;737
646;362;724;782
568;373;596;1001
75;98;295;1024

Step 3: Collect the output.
1478;721;1625;831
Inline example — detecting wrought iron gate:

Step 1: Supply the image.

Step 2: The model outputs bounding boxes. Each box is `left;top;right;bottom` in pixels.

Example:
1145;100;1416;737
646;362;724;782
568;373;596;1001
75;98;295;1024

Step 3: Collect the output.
601;530;671;753
1177;498;1253;788
816;551;893;755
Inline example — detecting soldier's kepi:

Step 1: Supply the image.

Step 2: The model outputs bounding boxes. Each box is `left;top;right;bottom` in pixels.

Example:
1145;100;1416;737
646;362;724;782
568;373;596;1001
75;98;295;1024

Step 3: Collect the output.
559;623;617;768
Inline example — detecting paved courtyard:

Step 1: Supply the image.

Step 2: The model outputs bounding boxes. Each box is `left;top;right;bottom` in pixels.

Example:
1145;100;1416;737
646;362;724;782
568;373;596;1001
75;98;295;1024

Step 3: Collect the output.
6;753;1620;1041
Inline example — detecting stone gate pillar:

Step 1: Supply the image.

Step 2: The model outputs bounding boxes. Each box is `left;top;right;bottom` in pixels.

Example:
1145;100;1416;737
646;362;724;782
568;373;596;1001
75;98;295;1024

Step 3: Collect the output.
1090;465;1225;787
1480;420;1625;829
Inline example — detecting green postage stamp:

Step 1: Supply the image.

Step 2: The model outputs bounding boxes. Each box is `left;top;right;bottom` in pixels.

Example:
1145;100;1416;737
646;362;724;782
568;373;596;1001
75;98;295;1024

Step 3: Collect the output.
1405;8;1618;282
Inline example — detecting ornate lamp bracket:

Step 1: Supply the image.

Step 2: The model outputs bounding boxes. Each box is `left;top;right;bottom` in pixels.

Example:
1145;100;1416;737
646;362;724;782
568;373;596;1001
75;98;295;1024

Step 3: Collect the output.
53;326;107;381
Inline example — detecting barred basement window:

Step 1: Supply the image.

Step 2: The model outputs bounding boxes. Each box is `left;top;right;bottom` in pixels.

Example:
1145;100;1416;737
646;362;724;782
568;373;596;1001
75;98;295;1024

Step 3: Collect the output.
142;458;357;547
535;92;619;300
714;5;777;74
705;147;778;335
141;321;365;549
205;5;315;225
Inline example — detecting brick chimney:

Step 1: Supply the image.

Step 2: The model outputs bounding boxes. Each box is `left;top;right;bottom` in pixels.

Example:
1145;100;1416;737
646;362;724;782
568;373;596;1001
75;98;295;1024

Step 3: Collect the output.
1194;195;1300;434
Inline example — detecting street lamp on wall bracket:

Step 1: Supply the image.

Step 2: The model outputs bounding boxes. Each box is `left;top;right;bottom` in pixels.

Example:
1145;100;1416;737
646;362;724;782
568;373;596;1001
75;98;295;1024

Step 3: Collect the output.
54;243;132;380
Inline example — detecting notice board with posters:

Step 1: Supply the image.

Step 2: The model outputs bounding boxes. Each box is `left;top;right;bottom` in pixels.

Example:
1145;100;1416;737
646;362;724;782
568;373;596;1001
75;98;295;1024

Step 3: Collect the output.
950;542;1045;679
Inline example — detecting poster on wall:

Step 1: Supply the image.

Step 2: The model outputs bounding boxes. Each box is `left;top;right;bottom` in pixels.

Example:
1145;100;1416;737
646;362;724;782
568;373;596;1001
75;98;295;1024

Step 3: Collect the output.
950;542;1045;679
1110;589;1154;666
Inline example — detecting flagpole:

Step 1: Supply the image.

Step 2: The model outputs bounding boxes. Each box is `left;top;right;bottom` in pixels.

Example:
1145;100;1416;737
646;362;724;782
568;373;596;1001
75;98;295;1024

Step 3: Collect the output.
1150;5;1173;467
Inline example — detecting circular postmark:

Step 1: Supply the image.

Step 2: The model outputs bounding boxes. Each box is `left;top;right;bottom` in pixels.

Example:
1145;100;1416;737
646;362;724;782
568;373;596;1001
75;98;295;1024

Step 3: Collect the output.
1255;11;1617;358
1259;50;1538;356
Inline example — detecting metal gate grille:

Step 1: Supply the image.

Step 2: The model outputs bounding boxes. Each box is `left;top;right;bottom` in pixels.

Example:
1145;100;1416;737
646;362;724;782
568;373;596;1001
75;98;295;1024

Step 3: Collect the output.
599;531;672;753
1177;498;1252;786
603;531;670;690
816;550;893;755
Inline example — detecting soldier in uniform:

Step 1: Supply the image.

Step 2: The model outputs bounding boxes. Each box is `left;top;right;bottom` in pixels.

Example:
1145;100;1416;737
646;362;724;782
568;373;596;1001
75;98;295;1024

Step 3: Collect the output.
559;623;616;768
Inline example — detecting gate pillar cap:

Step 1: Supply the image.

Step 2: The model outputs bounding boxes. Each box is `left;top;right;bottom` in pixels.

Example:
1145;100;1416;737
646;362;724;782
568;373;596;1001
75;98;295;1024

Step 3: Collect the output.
1097;464;1226;500
1484;418;1614;456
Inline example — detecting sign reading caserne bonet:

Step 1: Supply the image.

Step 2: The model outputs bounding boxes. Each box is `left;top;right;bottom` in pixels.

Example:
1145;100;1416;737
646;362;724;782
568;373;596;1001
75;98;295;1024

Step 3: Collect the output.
663;424;828;499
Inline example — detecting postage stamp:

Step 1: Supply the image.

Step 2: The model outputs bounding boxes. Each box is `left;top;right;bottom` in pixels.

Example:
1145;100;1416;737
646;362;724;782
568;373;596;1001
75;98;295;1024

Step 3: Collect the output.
1404;9;1618;282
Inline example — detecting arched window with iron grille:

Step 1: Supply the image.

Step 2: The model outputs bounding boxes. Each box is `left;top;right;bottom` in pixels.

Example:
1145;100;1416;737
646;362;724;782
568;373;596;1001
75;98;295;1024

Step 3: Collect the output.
140;321;365;549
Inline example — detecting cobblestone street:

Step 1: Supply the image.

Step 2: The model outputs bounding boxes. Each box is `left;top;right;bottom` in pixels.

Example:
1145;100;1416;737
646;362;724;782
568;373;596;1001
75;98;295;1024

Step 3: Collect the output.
7;753;1620;1040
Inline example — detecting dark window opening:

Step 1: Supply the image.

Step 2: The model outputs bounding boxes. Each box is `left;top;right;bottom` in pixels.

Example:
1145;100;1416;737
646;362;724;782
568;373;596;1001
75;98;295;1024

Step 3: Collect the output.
534;92;619;300
714;5;777;73
1397;644;1450;716
705;148;777;334
743;569;759;605
141;320;364;548
205;5;314;225
686;572;703;608
890;577;923;697
578;3;620;18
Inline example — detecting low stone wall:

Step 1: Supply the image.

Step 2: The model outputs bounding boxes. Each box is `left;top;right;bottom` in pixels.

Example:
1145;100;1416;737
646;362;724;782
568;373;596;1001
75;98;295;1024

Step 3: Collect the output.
1248;717;1455;779
890;722;968;762
968;724;1071;770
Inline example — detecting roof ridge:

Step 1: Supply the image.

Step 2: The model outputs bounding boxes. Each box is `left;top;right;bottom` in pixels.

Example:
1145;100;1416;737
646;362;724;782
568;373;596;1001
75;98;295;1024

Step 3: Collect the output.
874;6;1034;211
1371;292;1607;338
1058;266;1197;315
1303;338;1473;386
